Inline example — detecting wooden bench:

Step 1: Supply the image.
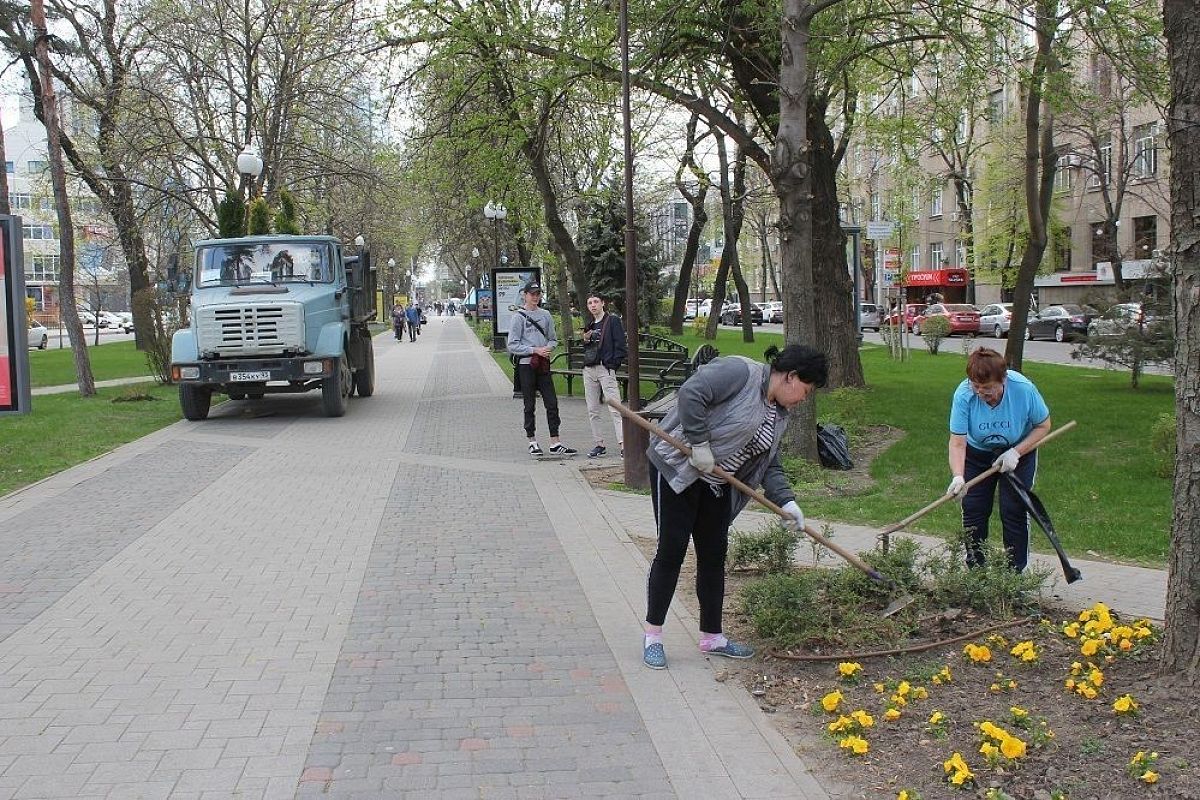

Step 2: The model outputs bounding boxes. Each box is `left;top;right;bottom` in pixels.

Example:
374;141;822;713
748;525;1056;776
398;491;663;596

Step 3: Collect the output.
549;335;718;403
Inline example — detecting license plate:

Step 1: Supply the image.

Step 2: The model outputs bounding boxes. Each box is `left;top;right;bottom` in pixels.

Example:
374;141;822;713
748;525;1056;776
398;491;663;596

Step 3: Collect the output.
229;371;271;382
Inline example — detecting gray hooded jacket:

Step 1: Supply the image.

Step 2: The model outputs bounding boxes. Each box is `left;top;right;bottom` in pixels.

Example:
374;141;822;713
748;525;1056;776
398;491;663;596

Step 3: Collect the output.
647;356;796;518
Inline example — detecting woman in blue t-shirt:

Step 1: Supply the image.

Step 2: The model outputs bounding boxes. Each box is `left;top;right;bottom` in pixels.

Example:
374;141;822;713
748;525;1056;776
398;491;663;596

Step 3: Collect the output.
946;348;1052;570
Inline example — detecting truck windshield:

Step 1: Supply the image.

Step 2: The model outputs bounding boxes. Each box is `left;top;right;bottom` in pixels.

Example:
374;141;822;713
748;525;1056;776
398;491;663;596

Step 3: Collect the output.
197;242;332;287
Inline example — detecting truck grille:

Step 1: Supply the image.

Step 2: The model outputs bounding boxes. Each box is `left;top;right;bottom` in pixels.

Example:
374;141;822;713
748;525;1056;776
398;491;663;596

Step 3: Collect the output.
196;303;305;356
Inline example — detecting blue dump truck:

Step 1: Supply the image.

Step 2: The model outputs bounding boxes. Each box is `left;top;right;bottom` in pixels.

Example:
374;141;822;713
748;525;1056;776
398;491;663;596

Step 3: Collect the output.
170;235;377;420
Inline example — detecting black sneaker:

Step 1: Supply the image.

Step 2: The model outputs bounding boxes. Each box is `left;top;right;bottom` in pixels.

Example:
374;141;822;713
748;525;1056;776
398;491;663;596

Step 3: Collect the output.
548;443;577;456
529;442;543;457
587;445;607;459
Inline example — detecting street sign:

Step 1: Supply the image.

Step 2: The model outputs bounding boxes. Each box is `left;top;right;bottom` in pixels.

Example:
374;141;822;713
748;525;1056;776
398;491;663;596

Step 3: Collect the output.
866;220;895;240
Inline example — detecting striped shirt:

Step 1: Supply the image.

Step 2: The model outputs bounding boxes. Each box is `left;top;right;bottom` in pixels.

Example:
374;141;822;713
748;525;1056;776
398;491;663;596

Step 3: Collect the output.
701;400;780;492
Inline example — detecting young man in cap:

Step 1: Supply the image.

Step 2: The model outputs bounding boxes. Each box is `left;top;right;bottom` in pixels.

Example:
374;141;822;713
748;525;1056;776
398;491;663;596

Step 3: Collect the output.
507;282;577;457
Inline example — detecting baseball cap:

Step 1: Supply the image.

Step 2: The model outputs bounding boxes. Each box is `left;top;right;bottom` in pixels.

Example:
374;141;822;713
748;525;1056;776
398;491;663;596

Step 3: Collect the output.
522;281;542;293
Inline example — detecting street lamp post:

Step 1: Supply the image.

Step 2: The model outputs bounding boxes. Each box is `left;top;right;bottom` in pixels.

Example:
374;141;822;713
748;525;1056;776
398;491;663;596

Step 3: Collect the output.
235;143;263;228
483;202;507;272
387;258;396;309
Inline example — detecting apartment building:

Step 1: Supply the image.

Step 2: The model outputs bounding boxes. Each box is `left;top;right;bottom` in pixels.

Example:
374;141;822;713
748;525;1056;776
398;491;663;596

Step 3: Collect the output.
4;93;120;323
845;32;1168;309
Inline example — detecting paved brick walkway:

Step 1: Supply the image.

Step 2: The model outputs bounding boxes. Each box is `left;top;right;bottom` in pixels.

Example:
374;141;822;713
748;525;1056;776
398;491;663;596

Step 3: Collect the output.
0;318;830;799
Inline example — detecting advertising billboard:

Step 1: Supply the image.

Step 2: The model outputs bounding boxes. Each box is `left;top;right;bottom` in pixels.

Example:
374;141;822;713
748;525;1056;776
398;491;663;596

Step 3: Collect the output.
1;215;32;415
490;267;539;349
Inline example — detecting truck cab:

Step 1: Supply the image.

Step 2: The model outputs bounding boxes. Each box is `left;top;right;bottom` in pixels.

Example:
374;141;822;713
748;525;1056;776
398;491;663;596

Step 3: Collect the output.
170;235;376;419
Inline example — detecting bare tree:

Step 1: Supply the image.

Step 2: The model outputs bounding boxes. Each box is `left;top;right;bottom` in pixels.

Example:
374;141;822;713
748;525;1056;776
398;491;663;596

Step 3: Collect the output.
30;0;93;394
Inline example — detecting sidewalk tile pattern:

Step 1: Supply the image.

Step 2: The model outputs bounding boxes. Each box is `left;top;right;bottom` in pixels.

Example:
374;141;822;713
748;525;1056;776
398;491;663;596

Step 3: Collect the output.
294;462;674;798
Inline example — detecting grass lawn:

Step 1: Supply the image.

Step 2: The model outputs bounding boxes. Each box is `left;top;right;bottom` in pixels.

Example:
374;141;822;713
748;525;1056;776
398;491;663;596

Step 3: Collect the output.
481;318;1172;565
27;340;153;387
0;383;183;497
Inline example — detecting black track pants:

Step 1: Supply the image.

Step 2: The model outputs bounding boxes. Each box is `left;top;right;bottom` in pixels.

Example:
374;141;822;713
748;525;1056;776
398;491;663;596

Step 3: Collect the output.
518;364;560;438
961;445;1038;570
646;463;734;633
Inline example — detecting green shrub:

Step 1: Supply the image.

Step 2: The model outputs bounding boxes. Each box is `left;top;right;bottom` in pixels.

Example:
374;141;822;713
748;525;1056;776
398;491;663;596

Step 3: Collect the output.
216;192;246;238
247;197;272;235
923;531;1050;618
1149;411;1176;478
918;314;952;354
729;522;801;573
273;188;301;235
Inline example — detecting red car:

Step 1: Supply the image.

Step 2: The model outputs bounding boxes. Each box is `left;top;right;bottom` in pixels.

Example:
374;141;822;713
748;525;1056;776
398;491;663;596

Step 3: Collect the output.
913;303;981;336
882;303;927;332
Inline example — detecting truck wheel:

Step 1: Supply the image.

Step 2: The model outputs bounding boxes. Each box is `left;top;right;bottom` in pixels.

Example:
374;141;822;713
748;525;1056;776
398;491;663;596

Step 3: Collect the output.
180;385;212;421
322;361;350;417
353;339;375;397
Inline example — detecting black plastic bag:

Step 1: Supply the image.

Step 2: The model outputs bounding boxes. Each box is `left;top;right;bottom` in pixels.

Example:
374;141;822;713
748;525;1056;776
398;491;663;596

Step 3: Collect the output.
816;423;853;470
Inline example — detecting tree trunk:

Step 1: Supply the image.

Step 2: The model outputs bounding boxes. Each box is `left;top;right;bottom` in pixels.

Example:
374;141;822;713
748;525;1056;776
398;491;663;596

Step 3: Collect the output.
774;0;818;462
1005;7;1059;374
809;100;864;388
669;114;710;335
521;138;589;304
1161;0;1200;683
716;131;753;343
32;0;94;395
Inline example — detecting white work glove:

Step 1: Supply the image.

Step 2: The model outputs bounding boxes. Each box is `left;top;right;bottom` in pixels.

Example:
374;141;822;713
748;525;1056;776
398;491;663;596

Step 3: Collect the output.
993;448;1021;474
780;500;805;531
688;441;715;473
946;475;966;496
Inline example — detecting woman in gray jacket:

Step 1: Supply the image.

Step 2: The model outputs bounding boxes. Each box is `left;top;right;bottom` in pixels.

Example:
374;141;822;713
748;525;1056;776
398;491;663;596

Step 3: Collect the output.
642;344;828;669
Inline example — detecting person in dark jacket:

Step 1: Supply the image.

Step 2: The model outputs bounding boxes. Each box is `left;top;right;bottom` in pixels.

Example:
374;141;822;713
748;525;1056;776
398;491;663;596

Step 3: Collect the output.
405;303;421;341
641;344;828;670
581;294;629;458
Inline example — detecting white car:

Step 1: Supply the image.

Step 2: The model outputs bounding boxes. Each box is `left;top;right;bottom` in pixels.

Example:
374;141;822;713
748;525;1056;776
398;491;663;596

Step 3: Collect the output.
114;312;135;333
977;303;1015;338
1087;303;1166;338
97;311;123;328
27;320;49;350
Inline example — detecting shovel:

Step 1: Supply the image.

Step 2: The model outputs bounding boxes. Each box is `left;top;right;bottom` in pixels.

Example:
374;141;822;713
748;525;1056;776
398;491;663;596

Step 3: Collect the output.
607;398;916;618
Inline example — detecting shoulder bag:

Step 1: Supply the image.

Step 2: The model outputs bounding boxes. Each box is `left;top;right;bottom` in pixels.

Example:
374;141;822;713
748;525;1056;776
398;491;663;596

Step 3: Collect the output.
517;311;553;374
583;316;608;367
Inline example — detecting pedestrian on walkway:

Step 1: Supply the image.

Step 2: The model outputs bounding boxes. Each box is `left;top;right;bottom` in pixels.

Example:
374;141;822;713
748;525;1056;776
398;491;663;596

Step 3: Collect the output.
405;303;421;341
507;282;576;457
945;347;1051;571
391;304;406;341
641;344;828;669
582;294;628;459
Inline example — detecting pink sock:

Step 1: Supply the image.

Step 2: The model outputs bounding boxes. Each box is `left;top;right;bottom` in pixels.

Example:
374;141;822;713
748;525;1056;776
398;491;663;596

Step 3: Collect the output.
699;633;728;651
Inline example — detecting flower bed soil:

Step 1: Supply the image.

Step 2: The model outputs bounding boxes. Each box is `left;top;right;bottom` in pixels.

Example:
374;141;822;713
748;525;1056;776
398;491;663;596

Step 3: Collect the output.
628;536;1197;800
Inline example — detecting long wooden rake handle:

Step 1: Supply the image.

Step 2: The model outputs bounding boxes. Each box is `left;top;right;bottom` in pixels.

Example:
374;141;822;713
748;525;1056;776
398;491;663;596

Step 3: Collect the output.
606;398;889;584
879;419;1077;536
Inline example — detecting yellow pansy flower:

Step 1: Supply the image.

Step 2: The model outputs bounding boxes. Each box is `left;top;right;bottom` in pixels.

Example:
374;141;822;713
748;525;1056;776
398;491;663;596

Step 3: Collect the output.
1010;706;1028;720
821;690;843;713
1141;770;1159;784
850;709;874;728
1000;735;1027;759
884;707;902;721
1112;694;1138;714
838;734;869;755
928;711;945;725
1081;638;1102;657
837;661;862;679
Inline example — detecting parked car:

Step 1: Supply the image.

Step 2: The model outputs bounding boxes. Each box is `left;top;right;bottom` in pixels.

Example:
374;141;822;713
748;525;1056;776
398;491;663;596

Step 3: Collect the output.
1087;302;1166;338
682;299;702;320
762;301;783;323
78;310;100;327
882;303;927;332
97;311;123;328
912;303;981;336
977;303;1016;338
27;320;49;350
720;303;763;326
1026;303;1099;342
859;302;881;331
